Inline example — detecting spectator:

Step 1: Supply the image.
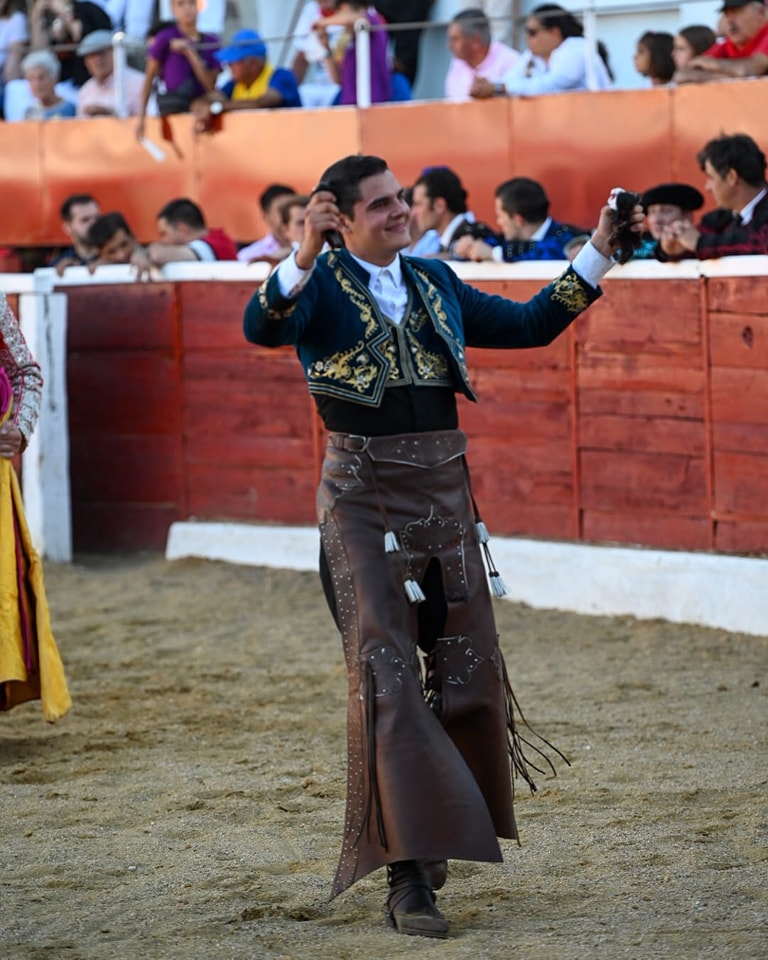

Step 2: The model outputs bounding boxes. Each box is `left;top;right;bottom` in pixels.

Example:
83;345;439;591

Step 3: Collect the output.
372;1;434;86
192;29;301;132
633;30;675;86
454;177;588;262
633;182;704;259
410;166;496;257
672;24;718;71
290;1;342;107
444;7;519;100
29;0;113;92
50;192;101;272
135;0;219;140
86;211;142;266
280;195;310;249
237;184;297;264
403;185;441;256
75;29;144;115
674;0;768;83
139;198;237;273
659;133;768;260
21;49;77;119
313;0;391;105
0;0;28;109
472;3;612;98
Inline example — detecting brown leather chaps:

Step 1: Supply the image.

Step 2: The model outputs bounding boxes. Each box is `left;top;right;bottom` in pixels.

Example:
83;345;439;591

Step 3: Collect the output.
318;430;529;898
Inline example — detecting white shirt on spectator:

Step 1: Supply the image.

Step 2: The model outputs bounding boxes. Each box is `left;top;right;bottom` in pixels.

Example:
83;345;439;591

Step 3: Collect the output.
76;65;145;117
502;36;612;95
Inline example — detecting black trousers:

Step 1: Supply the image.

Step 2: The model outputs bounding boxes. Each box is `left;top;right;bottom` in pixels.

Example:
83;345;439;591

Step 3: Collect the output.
373;0;435;84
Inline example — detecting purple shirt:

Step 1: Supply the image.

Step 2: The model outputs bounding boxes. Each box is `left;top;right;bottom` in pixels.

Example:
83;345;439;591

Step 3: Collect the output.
148;25;219;96
339;11;391;105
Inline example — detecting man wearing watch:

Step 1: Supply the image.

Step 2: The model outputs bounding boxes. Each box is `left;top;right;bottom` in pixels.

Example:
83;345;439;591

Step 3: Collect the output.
192;28;301;133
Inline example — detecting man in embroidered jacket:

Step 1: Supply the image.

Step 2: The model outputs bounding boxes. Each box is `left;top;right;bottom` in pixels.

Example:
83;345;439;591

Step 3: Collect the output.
243;155;642;939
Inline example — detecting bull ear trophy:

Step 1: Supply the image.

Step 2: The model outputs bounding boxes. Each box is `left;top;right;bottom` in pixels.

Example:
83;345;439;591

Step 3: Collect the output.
607;188;643;264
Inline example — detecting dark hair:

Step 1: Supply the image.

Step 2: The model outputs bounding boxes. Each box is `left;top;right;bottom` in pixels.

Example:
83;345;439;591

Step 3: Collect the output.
697;133;767;188
0;0;27;17
88;212;133;250
495;177;550;224
157;198;206;229
318;155;389;217
451;8;491;46
259;183;296;213
413;166;468;216
637;31;675;83
60;193;97;221
530;4;583;39
678;24;717;57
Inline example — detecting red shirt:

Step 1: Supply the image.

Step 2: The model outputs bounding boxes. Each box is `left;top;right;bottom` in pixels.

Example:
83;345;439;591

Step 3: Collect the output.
703;22;768;59
202;228;238;261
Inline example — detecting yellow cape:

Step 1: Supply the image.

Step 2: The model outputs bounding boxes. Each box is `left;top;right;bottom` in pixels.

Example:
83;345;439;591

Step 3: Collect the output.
0;418;71;722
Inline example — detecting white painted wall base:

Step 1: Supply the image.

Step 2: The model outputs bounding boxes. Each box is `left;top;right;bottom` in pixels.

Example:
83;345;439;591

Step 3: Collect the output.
166;521;768;638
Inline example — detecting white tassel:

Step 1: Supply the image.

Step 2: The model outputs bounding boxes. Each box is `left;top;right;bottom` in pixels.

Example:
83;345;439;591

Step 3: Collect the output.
489;574;509;598
476;521;489;544
384;530;400;553
404;579;426;604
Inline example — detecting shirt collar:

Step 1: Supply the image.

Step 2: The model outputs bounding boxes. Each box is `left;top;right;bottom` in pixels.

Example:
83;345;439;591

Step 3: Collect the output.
740;186;767;226
348;251;403;286
440;212;473;249
530;216;552;242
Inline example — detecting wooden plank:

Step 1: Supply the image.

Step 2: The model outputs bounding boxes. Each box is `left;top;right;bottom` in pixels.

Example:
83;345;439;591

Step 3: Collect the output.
179;282;259;350
583;510;711;552
712;421;768;455
186;464;316;524
715;520;768;554
577;353;704;394
580;451;707;513
711;367;768;423
579;388;704;419
461;401;572;442
707;276;768;316
580;414;706;456
478;499;576;540
70;435;184;503
713;451;768;516
64;285;177;349
72;504;180;552
708;312;768;369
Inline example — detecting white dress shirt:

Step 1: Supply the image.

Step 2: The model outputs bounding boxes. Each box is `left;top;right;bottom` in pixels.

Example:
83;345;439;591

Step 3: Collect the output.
740;187;767;226
502;36;612;95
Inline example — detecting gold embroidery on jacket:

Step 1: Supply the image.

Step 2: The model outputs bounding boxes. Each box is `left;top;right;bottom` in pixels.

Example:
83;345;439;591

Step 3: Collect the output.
333;264;379;339
551;271;590;313
411;268;463;354
406;307;449;380
308;341;378;393
257;280;299;318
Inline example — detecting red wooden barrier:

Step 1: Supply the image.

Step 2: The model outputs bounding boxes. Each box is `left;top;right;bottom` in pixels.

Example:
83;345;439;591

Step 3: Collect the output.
61;268;768;555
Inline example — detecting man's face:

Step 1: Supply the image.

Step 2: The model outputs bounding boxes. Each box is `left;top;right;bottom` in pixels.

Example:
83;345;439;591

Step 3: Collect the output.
524;17;560;59
722;2;767;46
703;159;738;210
410;184;441;233
157;217;188;244
284;205;306;246
84;48;113;82
100;228;135;264
342;169;411;265
65;201;100;244
230;56;265;83
645;203;689;239
494;197;521;240
447;24;472;62
171;0;199;28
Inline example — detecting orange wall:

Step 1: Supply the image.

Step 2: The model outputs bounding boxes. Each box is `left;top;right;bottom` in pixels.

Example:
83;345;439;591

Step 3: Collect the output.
63;271;768;555
3;80;768;247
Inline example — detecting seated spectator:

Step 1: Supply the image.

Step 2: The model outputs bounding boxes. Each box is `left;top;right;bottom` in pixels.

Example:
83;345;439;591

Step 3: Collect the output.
237;184;296;264
372;1;434;86
280;195;310;249
50;193;101;273
141;198;237;270
674;0;768;83
192;29;301;132
290;1;342;107
659;133;768;260
29;0;113;93
472;3;612;98
0;0;28;110
86;211;142;266
444;7;519;100
135;0;219;141
21;50;77;119
672;24;718;70
76;29;144;116
402;185;441;256
312;0;392;105
410;166;496;257
632;183;704;259
453;177;588;262
633;30;675;86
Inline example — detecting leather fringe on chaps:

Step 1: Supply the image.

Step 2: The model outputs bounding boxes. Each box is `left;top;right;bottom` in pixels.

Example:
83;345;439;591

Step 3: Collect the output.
317;430;566;899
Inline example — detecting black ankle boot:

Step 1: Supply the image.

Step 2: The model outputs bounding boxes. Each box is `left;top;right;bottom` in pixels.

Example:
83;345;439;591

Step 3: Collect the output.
385;860;449;938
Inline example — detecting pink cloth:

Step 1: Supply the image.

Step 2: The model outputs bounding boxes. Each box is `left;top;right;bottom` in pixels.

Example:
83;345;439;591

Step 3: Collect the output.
444;40;520;100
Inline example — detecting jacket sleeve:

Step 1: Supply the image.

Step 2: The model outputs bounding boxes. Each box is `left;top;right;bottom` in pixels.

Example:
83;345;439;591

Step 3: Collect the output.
0;293;43;444
243;270;319;347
